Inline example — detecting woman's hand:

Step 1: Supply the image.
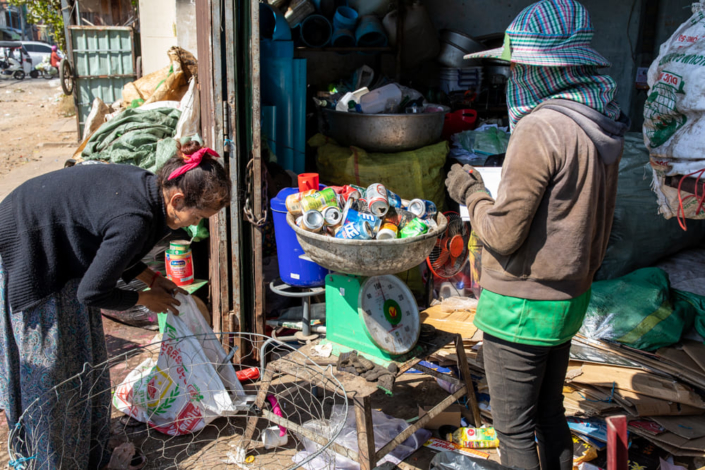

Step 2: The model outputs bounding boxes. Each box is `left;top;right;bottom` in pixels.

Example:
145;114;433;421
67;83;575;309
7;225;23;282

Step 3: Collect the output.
137;289;182;315
151;275;188;298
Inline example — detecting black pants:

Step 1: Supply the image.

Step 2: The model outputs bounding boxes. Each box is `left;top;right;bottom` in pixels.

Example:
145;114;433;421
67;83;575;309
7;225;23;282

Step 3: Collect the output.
482;334;573;470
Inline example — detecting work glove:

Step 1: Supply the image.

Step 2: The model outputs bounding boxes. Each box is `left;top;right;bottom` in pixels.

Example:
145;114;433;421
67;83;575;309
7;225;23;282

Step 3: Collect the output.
445;164;488;206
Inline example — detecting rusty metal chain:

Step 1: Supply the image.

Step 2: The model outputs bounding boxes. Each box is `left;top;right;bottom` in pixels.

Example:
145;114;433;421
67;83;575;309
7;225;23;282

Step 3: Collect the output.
243;158;269;227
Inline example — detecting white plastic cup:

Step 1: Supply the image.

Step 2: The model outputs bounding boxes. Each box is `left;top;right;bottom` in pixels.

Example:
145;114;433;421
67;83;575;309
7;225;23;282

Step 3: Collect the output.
262;426;288;449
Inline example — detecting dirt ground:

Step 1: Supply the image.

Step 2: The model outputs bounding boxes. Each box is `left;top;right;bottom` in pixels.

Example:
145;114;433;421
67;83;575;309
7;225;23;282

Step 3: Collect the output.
0;78;78;200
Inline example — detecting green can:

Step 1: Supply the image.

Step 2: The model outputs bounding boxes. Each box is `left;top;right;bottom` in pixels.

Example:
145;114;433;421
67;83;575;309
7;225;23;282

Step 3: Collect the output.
399;218;429;239
349;184;367;198
300;187;339;212
170;240;192;254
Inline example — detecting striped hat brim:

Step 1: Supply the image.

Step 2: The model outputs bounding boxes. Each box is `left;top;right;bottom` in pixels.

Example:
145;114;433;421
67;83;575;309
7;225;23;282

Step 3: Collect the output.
464;45;611;68
464;47;504;61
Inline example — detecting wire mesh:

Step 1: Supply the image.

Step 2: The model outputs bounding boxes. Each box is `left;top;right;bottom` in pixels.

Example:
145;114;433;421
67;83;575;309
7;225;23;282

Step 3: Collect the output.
7;333;348;470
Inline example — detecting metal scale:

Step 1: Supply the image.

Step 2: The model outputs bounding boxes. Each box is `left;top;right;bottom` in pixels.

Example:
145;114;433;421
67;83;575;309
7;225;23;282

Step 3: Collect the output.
324;272;421;361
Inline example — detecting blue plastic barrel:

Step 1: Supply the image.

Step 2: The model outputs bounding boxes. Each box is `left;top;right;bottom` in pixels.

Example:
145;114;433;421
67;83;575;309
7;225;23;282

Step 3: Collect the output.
271;186;330;287
333;6;358;30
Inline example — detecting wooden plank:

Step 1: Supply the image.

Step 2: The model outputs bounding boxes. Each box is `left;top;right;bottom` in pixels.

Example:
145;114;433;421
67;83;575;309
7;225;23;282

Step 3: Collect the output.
354;396;376;470
223;0;244;356
607;416;628;470
456;334;482;427
242;367;274;446
249;0;266;356
413;363;464;387
375;387;468;462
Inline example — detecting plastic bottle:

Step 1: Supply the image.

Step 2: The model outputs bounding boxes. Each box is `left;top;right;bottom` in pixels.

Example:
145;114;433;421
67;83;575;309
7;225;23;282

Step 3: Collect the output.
335;87;370;112
359;83;402;114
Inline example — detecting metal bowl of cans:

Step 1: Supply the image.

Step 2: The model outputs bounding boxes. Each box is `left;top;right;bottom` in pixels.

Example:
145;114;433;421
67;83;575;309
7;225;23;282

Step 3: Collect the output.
318;105;450;153
286;211;448;276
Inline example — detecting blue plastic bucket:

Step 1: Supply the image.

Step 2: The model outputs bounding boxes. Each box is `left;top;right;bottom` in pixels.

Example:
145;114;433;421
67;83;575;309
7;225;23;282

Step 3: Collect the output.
355;15;388;52
300;14;332;48
331;29;355;52
271;186;330;287
333;6;358;30
260;4;292;41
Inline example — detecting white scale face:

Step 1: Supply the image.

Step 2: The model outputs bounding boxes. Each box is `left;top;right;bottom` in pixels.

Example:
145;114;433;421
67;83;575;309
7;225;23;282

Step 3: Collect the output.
358;275;420;355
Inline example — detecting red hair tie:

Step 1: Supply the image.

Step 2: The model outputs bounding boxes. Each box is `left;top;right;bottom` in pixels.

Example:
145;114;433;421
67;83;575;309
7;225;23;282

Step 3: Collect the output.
167;147;220;181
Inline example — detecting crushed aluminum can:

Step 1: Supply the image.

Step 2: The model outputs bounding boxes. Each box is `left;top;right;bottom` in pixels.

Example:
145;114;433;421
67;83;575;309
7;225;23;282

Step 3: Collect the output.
298;210;324;232
321;205;343;226
366;183;390;217
335;220;373;240
300;187;339;213
343;208;382;233
376;222;399;240
408;198;438;219
386;189;403;209
285;189;317;215
400;217;429;238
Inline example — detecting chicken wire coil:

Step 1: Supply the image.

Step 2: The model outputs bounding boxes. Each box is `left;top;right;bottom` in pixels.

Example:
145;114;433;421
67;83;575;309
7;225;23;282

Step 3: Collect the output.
7;333;348;470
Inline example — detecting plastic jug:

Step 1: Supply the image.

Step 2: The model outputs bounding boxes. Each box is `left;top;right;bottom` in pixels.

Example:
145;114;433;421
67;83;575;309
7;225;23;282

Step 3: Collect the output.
359;83;402;114
383;1;440;69
335;87;369;112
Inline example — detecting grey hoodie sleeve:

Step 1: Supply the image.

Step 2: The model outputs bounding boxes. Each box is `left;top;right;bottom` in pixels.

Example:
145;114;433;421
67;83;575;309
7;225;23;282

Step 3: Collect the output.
466;113;559;256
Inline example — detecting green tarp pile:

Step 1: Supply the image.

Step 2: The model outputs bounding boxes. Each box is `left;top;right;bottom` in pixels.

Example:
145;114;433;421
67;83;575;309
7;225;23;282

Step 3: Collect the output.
581;267;705;351
81;107;181;173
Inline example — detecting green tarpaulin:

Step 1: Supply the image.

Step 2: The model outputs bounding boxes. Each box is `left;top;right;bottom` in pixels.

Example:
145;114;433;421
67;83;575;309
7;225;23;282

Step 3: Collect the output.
81;107;181;173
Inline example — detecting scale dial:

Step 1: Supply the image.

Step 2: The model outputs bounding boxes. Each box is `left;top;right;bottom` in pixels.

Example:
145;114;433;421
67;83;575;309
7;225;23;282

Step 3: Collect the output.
358;275;420;355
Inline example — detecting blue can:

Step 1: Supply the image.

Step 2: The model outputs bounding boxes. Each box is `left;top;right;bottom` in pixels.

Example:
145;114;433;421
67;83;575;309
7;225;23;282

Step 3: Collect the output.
386;189;403;209
335;220;373;240
344;208;382;232
408;198;438;219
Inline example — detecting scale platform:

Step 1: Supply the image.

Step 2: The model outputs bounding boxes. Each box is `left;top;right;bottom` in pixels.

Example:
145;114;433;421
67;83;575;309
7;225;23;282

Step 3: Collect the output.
324;272;421;361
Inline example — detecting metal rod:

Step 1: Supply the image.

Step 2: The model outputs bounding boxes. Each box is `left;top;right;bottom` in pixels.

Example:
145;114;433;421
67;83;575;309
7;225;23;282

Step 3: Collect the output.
302;296;311;337
413;363;464;387
375;386;468;462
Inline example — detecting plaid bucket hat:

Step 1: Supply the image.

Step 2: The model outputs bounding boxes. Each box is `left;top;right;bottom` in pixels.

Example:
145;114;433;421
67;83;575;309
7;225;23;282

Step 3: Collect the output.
465;0;611;68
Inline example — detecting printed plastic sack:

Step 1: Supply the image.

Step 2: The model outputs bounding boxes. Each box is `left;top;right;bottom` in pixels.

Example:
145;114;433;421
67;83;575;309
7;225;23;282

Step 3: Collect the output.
643;2;705;173
310;133;447;211
113;294;247;436
594;133;705;280
175;77;201;140
122;47;197;108
580;268;699;351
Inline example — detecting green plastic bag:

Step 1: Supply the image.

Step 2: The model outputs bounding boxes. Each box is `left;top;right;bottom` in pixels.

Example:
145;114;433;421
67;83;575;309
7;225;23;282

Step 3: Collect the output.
580;268;701;351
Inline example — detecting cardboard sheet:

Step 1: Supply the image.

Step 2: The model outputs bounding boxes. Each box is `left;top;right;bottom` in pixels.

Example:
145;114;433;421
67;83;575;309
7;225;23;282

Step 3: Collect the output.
420;305;478;339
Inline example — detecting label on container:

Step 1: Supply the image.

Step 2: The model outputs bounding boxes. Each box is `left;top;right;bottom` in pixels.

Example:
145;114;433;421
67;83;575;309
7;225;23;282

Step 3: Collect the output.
290;273;301;280
165;250;194;286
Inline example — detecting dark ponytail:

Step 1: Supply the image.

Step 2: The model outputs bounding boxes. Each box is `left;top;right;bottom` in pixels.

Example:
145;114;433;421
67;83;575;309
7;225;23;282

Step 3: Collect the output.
157;141;231;210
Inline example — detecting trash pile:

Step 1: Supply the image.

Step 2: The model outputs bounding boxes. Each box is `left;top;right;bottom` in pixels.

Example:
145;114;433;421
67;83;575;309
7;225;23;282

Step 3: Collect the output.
420;260;705;466
314;81;444;115
286;183;439;240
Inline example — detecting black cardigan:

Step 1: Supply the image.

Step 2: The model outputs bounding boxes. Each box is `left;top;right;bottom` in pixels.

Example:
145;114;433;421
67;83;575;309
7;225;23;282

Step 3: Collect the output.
0;164;171;312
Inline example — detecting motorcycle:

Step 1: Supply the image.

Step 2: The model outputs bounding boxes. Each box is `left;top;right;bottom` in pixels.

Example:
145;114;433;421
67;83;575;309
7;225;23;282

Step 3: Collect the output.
0;55;25;80
35;56;58;79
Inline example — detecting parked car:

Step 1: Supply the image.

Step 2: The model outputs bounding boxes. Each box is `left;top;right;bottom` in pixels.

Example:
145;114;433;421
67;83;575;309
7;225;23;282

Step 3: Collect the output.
21;41;62;68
